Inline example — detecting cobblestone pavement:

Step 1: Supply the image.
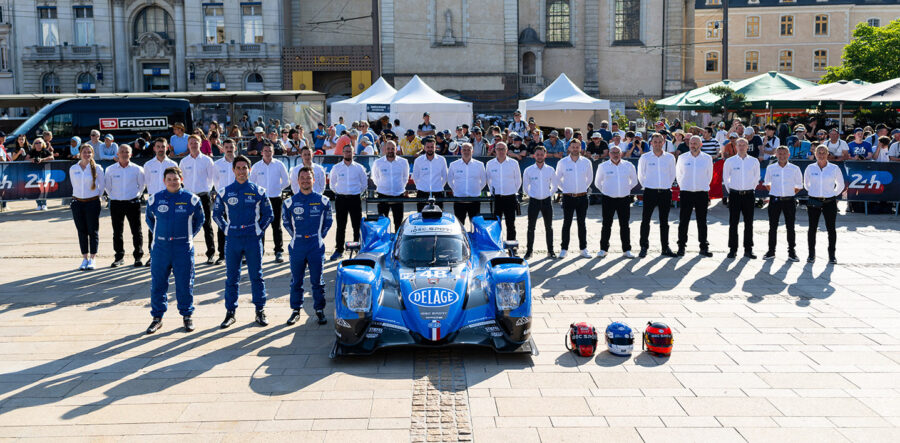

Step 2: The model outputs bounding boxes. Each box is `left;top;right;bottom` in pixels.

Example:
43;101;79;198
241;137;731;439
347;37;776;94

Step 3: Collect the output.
1;199;900;442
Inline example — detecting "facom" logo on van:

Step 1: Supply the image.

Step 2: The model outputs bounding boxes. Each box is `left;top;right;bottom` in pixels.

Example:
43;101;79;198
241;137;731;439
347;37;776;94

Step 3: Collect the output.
99;117;169;131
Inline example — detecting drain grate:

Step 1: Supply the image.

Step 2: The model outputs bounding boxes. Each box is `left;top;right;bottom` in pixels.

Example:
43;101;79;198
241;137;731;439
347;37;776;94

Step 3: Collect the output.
410;349;473;442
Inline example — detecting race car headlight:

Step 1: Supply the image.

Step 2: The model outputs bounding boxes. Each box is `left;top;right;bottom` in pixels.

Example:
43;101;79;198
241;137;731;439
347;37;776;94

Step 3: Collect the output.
495;282;526;311
342;283;372;312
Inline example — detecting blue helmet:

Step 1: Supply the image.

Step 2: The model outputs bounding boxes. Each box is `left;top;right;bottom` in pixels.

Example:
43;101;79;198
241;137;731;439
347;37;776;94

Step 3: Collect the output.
605;321;634;356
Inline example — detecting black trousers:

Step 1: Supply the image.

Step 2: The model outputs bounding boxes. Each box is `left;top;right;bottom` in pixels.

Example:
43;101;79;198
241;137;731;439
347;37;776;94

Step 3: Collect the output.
526;197;553;253
808;198;838;259
417;191;445;211
197;193;216;258
677;191;709;250
335;194;362;252
561;194;588;251
261;196;284;254
493;194;518;241
110;199;143;261
453;201;481;226
601;195;631;252
71;199;101;255
728;190;755;252
376;193;405;230
639;188;672;250
768;197;797;253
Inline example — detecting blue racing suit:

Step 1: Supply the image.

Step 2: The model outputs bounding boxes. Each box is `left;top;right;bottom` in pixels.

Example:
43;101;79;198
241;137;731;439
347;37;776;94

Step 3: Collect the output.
146;188;204;318
213;180;273;311
282;191;333;310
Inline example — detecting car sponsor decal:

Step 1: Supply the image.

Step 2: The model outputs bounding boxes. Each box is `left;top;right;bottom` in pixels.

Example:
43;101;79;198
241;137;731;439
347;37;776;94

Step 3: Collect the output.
515;317;531;326
404;224;462;236
407;287;459;308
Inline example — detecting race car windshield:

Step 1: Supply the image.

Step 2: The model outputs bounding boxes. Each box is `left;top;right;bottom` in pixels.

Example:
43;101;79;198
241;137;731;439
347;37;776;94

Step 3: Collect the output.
397;235;468;267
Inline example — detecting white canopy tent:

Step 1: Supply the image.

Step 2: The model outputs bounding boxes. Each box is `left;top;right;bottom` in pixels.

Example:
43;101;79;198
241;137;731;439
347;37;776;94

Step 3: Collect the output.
389;75;473;132
828;77;900;102
518;73;611;129
329;77;397;124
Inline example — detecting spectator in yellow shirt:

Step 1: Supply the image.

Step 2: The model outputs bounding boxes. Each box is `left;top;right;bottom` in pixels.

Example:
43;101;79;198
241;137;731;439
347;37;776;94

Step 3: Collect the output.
399;129;423;156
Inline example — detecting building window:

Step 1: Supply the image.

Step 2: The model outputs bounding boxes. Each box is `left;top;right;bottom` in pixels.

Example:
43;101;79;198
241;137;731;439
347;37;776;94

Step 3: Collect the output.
42;72;60;93
206;71;226;91
204;5;225;44
134;6;174;42
38;7;59;46
0;45;7;71
546;1;571;44
707;21;720;39
76;72;96;93
245;72;264;91
781;15;794;36
779;50;793;71
813;49;828;71
613;0;641;44
522;52;536;75
706;52;719;73
746;16;760;37
815;14;828;36
73;6;94;46
241;3;263;44
745;51;759;72
867;18;881;27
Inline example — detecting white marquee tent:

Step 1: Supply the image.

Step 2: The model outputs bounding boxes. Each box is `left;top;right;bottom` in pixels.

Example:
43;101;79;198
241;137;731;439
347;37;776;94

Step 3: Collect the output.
329;77;397;124
389;75;473;132
518;73;611;129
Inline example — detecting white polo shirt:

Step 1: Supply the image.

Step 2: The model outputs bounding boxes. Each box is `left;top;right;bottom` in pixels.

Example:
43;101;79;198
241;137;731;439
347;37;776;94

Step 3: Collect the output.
763;162;803;197
413;154;448;193
328;160;368;195
485;157;522;196
594;159;638;198
722;154;761;192
104;161;145;200
523;163;557;200
70;162;106;199
448;158;486;198
249;158;290;198
143;156;178;195
675;151;713;192
637;151;676;190
555;155;594;194
179;152;216;195
804;162;845;198
371;156;410;197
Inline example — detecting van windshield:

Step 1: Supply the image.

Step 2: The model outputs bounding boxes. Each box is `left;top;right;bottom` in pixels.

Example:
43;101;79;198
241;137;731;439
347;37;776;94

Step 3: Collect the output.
10;107;54;137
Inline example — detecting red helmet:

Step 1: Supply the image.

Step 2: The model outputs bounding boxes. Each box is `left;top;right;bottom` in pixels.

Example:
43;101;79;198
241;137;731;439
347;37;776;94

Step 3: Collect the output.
642;321;673;356
566;322;598;357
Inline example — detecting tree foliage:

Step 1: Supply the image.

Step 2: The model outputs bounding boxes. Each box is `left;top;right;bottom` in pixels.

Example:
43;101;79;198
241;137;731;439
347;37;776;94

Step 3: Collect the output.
707;86;751;120
821;19;900;83
634;98;661;124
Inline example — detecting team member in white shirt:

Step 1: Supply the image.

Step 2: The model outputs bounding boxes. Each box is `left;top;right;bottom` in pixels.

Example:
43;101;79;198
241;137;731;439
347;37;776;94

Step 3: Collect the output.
485;142;522;242
180;135;217;264
69;144;105;271
249;144;290;262
371;141;410;230
412;136;448;211
104;144;146;267
328;143;369;260
675;136;714;257
637;133;677;258
555;139;594;258
722;138;761;259
594;145;638;258
211;138;238;264
521;145;557;260
142;137;178;266
804;144;845;264
289;146;327;195
763;146;804;262
448;143;487;227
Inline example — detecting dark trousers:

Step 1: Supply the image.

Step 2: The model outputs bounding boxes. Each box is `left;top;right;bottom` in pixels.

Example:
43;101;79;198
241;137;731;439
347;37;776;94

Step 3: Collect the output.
376;193;405;230
728;190;755;252
197;193;216;258
768;197;797;254
601;195;631;252
808;198;838;259
417;191;446;211
453;201;481;226
561;194;588;251
261;196;284;254
677;191;709;250
493;194;518;241
335;194;362;253
71;199;101;255
110;199;143;261
526;197;553;253
640;188;672;250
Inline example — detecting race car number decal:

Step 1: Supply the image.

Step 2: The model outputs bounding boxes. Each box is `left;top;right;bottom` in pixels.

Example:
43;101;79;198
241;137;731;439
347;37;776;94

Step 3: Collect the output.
407;287;459;308
399;269;450;280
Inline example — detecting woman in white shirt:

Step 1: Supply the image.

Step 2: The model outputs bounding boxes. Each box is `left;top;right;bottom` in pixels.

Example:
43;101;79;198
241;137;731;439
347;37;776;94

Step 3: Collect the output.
69;144;105;270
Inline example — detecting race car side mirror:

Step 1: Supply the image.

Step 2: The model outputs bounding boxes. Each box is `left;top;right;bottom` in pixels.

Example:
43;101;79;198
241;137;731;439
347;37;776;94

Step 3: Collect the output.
503;240;519;256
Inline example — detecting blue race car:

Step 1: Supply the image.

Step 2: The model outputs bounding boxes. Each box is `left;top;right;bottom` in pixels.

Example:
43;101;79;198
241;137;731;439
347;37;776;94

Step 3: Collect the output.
330;204;537;357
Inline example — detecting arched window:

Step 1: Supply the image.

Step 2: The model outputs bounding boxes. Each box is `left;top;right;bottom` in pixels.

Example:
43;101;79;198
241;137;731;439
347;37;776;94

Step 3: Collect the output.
522;52;536;75
42;72;60;93
206;71;226;90
245;72;264;91
614;0;641;44
76;72;96;92
133;6;174;42
546;1;570;44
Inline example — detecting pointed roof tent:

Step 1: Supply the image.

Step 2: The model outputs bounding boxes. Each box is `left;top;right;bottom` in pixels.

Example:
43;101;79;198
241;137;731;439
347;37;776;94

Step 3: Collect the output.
658;72;815;110
330;77;398;124
828;77;900;102
517;73;611;129
388;75;473;131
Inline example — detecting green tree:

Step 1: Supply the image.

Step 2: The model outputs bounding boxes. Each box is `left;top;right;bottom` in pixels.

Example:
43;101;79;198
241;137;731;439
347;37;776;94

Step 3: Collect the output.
822;19;900;83
634;98;661;124
708;86;751;121
611;109;629;129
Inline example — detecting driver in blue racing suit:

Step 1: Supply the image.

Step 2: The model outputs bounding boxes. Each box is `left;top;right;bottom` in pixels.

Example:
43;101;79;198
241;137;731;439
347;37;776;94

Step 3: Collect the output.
212;155;274;328
145;166;204;334
283;166;333;326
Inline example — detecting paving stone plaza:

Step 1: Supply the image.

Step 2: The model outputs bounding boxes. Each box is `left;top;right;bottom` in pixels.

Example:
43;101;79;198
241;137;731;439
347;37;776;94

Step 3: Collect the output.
1;199;900;442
